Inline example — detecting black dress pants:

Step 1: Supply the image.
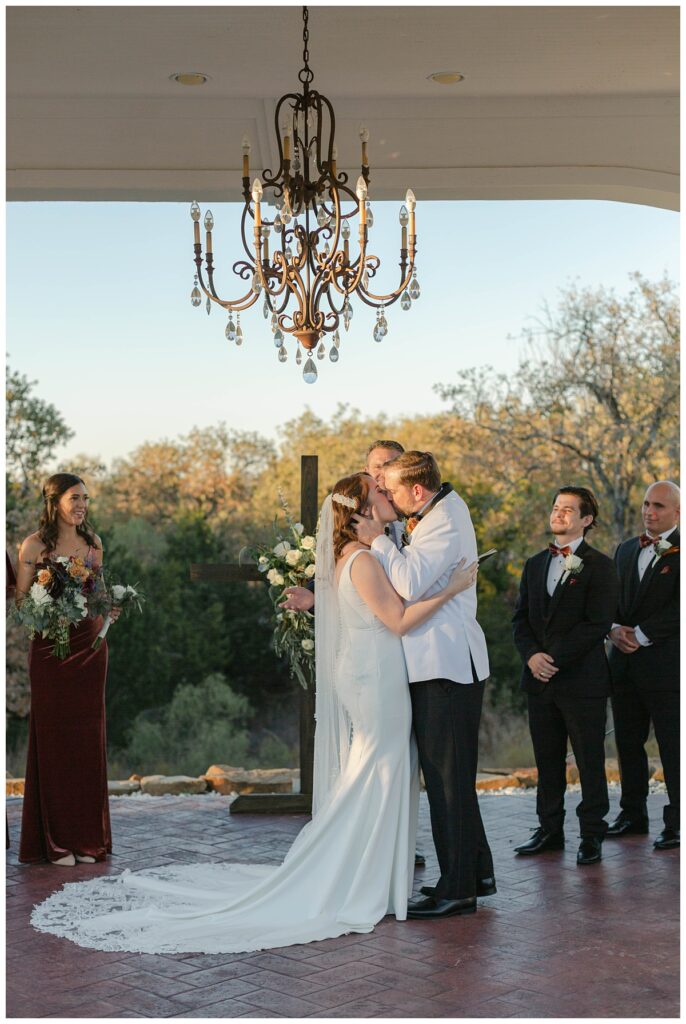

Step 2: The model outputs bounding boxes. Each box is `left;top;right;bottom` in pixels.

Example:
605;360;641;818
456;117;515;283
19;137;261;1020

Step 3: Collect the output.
612;687;680;830
410;677;493;900
527;690;609;838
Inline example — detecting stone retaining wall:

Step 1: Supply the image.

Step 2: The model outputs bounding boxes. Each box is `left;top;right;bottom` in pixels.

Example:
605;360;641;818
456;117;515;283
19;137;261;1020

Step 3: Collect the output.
6;758;664;798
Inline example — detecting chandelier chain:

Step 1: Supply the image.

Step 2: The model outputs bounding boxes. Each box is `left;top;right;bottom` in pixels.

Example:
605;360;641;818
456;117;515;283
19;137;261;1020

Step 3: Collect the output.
299;6;314;85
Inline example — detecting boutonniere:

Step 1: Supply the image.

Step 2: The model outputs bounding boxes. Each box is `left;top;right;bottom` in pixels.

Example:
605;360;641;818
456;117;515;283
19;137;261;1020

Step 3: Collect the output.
401;515;422;547
561;553;583;584
651;539;680;567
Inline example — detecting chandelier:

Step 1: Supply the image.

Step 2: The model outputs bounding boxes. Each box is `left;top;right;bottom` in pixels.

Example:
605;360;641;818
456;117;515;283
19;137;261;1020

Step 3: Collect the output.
189;6;419;383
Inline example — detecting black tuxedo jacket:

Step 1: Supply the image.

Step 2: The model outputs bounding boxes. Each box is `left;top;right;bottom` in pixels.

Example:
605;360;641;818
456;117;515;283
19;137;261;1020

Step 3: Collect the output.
512;540;619;698
608;529;680;693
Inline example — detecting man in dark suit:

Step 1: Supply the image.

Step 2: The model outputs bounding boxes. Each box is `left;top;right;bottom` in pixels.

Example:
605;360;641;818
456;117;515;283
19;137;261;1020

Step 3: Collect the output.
512;486;619;865
607;480;680;850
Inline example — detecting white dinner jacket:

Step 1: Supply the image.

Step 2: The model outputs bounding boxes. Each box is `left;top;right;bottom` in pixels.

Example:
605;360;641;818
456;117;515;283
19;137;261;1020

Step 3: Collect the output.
371;489;489;684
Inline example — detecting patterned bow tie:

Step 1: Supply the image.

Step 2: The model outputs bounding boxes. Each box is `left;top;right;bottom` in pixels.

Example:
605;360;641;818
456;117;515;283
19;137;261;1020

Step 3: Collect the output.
639;533;656;548
548;543;571;557
406;515;422;534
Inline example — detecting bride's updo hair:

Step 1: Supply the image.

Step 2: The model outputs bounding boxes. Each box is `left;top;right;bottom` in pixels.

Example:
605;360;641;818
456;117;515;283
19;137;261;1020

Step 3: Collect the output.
331;473;371;558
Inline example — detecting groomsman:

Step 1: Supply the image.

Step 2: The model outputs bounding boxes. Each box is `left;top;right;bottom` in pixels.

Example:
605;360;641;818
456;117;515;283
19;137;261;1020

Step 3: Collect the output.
512;487;619;865
607;481;680;850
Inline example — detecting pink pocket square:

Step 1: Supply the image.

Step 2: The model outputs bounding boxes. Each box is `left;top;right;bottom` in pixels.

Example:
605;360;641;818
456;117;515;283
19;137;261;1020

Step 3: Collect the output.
660;565;672;574
568;578;579;586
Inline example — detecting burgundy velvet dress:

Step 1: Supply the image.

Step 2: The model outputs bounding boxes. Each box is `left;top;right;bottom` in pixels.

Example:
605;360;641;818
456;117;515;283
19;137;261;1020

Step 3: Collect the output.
19;614;112;863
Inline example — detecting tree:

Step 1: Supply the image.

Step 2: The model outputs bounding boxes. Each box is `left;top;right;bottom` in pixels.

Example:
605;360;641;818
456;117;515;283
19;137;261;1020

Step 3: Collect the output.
6;365;74;495
436;275;679;546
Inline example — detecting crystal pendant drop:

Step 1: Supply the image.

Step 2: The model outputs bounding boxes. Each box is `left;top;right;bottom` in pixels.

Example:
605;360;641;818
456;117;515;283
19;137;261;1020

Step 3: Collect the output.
273;212;282;231
261;225;270;240
366;202;374;228
235;320;243;346
399;204;409;227
251;272;262;294
343;298;353;321
190;201;201;222
190;275;202;307
281;206;292;225
362;271;370;290
341;220;351;240
373;323;384;343
278;345;288;363
316;206;327;227
271;312;278;329
263;296;270;318
408;274;421;300
205;296;211;315
274;328;284;347
296;346;303;366
225;318;236;342
293;154;301;173
400;289;411;311
303;357;318;384
333;329;340;348
284;246;293;261
317;342;326;360
378;307;388;334
330;345;339;363
204;210;214;231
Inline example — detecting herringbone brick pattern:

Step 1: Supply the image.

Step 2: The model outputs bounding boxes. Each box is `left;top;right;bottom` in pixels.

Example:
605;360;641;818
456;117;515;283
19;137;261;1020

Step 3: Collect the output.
6;789;678;1018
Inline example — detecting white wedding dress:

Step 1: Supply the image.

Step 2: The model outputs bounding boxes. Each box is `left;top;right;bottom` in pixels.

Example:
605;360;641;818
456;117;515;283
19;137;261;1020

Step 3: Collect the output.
31;549;419;955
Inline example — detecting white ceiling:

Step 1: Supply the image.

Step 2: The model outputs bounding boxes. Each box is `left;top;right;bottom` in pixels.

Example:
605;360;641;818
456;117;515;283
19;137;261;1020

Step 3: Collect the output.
6;5;680;208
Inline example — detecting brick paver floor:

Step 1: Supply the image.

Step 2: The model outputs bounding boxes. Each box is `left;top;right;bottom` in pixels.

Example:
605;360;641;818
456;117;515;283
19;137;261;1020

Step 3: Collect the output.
6;788;679;1018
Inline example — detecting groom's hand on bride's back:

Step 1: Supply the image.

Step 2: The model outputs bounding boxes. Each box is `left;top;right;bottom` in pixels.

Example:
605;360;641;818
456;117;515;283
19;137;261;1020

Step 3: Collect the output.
353;507;385;546
280;587;315;612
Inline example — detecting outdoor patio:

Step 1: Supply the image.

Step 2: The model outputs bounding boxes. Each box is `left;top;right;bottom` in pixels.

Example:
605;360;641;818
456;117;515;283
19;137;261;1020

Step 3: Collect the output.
6;788;679;1019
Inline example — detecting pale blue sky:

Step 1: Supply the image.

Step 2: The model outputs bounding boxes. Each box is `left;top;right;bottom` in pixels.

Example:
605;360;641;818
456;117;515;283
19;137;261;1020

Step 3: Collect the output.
6;200;678;467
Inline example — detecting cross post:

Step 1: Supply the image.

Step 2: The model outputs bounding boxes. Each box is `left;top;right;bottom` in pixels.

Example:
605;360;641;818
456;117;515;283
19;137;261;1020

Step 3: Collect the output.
190;455;318;814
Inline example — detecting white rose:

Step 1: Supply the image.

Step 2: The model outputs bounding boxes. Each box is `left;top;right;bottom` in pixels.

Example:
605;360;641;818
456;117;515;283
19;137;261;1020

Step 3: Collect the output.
273;541;291;557
301;638;314;652
285;549;302;565
29;582;53;607
258;555;269;565
111;585;127;602
73;593;88;618
304;563;316;578
293;523;304;535
301;536;316;550
267;569;285;586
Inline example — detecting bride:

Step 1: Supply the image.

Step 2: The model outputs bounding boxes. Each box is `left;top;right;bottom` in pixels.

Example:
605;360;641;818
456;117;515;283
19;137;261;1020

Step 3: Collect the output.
30;473;478;955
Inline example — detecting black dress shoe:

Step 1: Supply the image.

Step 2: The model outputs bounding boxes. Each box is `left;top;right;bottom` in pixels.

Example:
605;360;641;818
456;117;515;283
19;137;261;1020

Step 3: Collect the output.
577;836;602;865
654;828;680;850
407;894;476;919
420;877;496;899
606;813;649;837
514;827;564;855
414;851;426;867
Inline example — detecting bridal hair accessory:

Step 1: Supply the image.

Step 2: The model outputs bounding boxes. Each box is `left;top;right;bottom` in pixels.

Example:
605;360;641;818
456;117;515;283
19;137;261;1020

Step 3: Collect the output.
332;493;358;510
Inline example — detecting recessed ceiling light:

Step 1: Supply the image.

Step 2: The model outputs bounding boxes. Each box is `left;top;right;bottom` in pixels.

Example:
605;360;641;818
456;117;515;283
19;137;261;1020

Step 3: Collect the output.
170;72;210;86
427;71;465;85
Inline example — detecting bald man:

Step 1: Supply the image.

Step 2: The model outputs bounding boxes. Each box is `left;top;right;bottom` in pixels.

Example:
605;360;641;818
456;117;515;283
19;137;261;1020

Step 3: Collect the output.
607;481;680;850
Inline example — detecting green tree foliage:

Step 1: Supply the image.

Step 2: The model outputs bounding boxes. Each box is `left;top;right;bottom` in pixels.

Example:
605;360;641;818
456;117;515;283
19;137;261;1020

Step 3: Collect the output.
6;365;74;498
124;673;253;777
436;275;679;546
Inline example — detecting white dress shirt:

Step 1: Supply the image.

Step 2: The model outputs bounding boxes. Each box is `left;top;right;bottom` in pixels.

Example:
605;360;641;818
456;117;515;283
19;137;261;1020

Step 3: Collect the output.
546;535;585;597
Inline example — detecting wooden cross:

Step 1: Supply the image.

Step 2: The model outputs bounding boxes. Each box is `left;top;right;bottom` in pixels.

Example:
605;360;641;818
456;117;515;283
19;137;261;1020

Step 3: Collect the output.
190;455;318;814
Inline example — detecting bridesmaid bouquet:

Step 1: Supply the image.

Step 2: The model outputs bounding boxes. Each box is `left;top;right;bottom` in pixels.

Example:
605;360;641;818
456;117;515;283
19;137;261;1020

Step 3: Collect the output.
13;555;107;659
248;495;316;690
91;583;145;650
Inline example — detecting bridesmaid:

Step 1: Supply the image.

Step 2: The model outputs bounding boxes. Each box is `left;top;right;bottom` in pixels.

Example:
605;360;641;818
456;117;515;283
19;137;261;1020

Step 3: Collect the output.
16;473;118;867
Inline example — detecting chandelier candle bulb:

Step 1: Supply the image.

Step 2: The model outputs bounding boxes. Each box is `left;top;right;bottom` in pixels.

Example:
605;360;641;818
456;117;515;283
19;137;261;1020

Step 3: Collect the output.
241;134;251;178
360;126;369;166
193;220;200;245
331;144;337;175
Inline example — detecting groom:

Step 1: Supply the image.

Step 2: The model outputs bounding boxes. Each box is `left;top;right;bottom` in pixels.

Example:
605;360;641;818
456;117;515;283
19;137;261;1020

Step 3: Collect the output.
354;451;494;918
